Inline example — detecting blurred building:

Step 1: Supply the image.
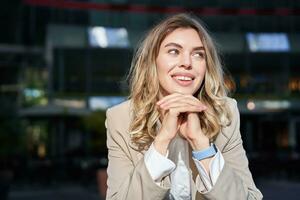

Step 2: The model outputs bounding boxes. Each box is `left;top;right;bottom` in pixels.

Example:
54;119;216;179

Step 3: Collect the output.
1;0;300;185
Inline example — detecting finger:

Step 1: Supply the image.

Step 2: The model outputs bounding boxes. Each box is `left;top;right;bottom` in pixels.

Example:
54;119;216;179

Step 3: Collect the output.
162;102;204;114
158;94;207;112
169;105;206;113
157;93;182;105
159;95;187;107
167;105;205;116
159;94;206;108
160;101;198;110
161;97;207;110
180;95;207;109
161;98;199;108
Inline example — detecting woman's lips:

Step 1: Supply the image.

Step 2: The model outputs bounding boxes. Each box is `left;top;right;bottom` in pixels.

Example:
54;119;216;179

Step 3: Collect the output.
171;75;194;86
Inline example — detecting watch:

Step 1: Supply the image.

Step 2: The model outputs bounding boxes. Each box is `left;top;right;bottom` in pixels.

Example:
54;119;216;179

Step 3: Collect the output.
192;143;218;161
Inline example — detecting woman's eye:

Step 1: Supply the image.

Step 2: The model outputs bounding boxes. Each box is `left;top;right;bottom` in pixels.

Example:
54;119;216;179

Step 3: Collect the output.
168;49;179;55
193;52;205;58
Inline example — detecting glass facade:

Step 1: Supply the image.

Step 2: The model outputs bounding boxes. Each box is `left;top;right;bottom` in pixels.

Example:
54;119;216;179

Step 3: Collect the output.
1;0;300;199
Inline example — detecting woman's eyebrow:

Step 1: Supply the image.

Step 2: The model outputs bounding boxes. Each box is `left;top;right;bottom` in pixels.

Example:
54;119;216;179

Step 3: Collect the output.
193;46;205;51
164;43;205;51
164;42;182;48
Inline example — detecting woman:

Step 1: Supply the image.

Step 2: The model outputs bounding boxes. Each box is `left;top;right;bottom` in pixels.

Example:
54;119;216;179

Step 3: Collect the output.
105;13;263;200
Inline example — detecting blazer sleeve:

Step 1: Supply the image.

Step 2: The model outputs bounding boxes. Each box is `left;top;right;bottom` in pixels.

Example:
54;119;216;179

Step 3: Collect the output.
196;99;263;200
105;108;170;200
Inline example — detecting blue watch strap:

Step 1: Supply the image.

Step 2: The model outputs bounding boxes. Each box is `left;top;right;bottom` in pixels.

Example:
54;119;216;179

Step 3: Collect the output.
192;144;217;161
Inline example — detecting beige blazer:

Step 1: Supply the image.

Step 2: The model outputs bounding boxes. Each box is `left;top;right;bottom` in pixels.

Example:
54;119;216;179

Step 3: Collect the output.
105;97;263;200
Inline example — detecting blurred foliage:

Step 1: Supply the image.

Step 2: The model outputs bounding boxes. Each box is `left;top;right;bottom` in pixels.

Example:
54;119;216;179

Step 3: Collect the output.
24;67;46;89
25;121;48;158
22;67;47;107
83;110;107;154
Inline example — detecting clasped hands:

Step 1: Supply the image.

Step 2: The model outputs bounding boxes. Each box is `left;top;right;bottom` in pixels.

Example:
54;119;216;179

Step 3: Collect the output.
154;93;210;156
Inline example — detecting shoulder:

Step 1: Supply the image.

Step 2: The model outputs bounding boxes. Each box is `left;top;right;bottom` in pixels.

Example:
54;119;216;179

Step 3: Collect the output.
106;99;132;118
223;96;239;122
106;99;132;132
214;97;241;150
221;97;240;138
224;96;238;111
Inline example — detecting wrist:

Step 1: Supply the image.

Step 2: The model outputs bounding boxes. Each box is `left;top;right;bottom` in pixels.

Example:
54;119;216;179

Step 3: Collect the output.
192;143;218;161
153;135;172;156
189;136;210;151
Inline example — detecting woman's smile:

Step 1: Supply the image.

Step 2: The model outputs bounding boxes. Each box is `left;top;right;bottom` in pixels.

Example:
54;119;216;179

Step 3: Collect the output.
171;72;195;87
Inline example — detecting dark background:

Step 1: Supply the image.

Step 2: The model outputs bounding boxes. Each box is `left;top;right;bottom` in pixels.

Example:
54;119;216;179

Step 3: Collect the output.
1;0;300;199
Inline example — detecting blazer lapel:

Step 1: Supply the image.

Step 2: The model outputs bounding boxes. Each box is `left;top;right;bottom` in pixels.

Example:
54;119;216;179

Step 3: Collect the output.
214;131;228;152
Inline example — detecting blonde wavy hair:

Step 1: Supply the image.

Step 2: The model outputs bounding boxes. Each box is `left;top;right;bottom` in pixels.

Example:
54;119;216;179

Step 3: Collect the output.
128;13;232;151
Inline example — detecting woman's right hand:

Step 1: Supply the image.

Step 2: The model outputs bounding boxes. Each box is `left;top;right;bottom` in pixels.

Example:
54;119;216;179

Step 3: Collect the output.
153;93;206;155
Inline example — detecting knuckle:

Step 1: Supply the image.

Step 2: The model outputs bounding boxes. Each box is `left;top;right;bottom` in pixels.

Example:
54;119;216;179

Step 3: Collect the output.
169;108;179;116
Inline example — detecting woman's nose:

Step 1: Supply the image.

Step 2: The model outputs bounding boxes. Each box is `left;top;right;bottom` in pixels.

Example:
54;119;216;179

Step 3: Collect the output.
179;53;192;69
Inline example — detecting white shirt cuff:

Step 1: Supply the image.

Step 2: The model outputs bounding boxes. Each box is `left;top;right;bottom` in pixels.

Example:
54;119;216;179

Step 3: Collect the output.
192;147;225;191
144;143;176;182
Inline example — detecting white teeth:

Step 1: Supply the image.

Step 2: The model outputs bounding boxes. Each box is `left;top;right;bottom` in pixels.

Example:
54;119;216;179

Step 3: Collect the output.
175;76;192;81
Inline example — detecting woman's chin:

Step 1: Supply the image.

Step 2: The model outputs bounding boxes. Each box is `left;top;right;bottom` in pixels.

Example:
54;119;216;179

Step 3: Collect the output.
170;88;195;95
159;87;197;97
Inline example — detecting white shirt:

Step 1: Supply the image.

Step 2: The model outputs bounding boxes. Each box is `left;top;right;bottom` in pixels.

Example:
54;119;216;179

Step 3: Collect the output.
144;135;224;200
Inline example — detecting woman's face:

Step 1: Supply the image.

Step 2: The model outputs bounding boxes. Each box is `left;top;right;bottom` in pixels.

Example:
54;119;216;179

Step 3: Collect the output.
156;28;206;98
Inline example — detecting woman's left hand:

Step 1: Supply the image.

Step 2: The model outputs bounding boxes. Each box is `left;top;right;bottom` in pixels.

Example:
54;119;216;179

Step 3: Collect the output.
157;93;210;151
